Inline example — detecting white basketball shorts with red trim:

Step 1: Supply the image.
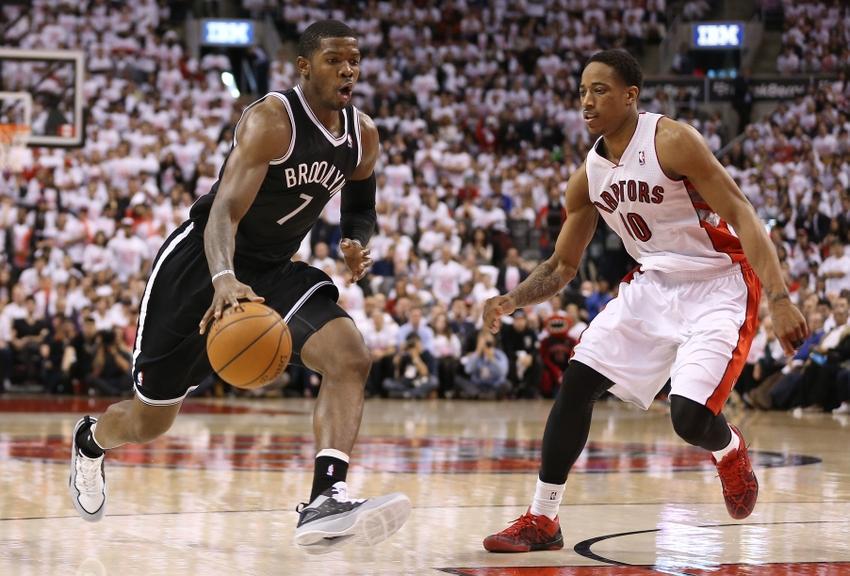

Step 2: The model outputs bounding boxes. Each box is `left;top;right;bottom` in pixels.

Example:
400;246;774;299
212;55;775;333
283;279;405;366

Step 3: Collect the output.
571;265;760;414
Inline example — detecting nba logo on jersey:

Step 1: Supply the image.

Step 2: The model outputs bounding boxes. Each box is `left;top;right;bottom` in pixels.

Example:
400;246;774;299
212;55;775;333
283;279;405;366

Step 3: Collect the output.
638;150;646;165
347;135;353;148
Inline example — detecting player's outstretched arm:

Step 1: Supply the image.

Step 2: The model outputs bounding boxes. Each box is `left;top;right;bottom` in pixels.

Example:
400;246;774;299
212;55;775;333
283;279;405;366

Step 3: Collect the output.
483;163;598;333
655;117;808;353
338;112;380;282
199;99;292;334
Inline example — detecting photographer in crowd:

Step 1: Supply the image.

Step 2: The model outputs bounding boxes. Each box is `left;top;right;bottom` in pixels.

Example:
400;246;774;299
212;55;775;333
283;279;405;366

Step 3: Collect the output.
88;329;132;397
457;330;510;399
383;333;438;399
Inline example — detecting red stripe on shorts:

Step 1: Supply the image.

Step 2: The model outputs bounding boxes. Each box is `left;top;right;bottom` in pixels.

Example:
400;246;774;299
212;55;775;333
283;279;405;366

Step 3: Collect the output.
705;264;761;414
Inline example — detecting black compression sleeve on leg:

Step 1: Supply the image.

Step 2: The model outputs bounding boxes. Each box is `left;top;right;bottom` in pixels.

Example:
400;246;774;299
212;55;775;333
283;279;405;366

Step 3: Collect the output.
669;394;732;451
539;361;614;484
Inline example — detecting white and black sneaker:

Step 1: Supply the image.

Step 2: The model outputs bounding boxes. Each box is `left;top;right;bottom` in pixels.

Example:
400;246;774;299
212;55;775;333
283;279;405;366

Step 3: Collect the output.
294;481;411;554
69;416;106;522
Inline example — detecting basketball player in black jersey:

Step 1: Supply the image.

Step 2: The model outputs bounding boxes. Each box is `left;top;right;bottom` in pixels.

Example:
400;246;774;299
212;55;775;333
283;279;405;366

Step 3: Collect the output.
68;20;410;553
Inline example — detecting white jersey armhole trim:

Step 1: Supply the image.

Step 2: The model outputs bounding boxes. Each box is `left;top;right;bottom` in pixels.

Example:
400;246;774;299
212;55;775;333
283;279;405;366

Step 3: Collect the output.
232;94;268;147
652;114;692;187
231;93;295;164
266;92;296;165
353;106;363;169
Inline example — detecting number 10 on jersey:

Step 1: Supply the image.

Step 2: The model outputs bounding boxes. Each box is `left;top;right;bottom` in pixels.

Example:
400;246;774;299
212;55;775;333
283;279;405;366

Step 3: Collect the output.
619;212;652;242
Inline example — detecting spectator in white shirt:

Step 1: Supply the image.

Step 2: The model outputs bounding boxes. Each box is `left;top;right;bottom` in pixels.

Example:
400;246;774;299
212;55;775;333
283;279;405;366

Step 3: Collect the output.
362;308;399;397
107;219;149;282
428;247;468;305
777;46;800;74
310;242;336;271
18;256;49;295
820;241;850;297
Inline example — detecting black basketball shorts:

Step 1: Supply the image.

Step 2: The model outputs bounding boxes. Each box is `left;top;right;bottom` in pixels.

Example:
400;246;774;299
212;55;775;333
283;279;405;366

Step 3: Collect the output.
130;220;349;406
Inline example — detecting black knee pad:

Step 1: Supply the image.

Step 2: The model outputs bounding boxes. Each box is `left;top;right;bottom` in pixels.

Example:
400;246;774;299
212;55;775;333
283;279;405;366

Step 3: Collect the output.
669;394;714;444
557;361;614;406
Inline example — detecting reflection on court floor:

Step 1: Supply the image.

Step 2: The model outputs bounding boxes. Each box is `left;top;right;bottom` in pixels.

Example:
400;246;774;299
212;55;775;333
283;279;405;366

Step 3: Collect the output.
1;397;848;575
1;434;820;474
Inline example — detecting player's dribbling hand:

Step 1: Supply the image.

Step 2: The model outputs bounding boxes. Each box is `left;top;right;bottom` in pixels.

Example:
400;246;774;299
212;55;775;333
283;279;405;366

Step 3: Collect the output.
199;274;264;335
768;297;809;356
483;294;517;334
340;238;373;283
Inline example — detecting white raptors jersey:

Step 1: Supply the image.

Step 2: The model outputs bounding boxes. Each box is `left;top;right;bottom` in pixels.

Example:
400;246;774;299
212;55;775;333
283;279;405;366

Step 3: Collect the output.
585;112;747;275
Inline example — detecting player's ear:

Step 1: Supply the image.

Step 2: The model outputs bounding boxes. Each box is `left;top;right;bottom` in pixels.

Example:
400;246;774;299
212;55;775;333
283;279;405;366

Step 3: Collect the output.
296;55;311;79
625;86;639;106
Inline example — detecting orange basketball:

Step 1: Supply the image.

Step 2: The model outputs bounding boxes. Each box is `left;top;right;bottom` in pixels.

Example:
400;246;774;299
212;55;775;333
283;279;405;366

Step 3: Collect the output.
205;301;292;389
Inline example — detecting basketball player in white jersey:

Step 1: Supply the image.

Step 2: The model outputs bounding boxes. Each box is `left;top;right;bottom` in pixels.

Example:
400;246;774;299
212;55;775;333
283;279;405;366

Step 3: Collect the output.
482;50;808;552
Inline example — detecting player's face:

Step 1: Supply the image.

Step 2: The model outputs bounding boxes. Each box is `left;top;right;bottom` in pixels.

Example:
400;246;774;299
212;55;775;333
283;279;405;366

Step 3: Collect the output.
579;62;638;135
302;37;361;110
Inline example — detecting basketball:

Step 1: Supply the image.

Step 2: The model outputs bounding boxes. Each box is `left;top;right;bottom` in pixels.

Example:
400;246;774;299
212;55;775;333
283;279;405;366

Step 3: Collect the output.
205;302;292;389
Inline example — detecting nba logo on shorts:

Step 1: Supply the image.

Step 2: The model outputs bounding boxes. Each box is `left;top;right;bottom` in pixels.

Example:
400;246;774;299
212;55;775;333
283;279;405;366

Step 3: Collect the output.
549;491;557;500
327;464;335;477
638;150;646;165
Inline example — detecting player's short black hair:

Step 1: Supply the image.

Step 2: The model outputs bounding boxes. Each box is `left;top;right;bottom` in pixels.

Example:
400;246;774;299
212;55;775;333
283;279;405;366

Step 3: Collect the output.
297;20;357;58
585;49;643;91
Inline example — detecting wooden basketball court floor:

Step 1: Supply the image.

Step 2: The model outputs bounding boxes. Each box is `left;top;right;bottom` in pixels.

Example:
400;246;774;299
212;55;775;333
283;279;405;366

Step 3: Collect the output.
1;396;849;576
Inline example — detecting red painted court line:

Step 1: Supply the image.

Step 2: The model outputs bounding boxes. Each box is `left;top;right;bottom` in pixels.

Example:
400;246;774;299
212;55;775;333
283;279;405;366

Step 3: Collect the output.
444;563;850;575
0;396;304;415
1;434;817;474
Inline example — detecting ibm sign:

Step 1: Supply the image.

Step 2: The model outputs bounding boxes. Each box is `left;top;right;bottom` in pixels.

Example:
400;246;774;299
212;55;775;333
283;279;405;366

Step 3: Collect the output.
693;22;744;49
202;20;255;46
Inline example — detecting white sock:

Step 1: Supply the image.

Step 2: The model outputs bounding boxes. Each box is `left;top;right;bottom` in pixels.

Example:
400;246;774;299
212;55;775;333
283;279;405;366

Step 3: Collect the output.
529;479;565;520
316;448;349;463
712;425;740;462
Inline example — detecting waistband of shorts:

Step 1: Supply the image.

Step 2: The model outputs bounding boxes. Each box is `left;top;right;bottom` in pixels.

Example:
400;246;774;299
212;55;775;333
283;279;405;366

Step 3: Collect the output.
641;262;753;283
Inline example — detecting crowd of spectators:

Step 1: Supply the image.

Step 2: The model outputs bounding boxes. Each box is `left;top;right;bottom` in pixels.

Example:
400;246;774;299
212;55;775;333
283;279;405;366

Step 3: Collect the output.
775;1;849;75
1;1;849;410
726;77;850;414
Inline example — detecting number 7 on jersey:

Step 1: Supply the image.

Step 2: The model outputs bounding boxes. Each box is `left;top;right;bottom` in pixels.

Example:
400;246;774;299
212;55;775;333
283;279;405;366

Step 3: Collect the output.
277;193;313;225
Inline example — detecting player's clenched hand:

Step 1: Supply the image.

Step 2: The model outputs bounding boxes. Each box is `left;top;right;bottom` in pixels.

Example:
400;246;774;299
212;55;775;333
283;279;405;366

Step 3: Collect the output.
769;297;808;355
199;274;264;334
483;294;517;334
339;238;372;283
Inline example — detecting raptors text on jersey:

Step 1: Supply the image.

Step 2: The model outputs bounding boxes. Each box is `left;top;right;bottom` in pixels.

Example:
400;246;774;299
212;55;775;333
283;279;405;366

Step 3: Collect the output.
584;112;746;275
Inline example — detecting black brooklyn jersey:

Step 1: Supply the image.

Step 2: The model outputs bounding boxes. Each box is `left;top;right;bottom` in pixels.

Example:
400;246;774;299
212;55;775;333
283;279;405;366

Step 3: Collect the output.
190;86;363;265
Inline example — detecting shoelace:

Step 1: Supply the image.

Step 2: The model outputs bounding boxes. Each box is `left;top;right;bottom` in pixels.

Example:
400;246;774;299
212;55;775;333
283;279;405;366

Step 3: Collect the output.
76;454;103;493
716;451;749;495
295;485;366;513
501;513;540;537
330;484;365;504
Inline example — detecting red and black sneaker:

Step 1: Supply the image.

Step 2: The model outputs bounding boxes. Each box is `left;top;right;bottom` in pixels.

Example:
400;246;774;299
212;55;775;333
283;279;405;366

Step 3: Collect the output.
712;424;759;520
483;509;564;553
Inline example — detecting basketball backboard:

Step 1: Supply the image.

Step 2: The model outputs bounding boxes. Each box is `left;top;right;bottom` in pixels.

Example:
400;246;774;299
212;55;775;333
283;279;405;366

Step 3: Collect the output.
0;48;85;147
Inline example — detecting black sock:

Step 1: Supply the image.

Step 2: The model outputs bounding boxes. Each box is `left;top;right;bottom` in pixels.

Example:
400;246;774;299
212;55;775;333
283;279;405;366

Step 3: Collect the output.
76;420;105;459
310;453;349;502
539;361;613;484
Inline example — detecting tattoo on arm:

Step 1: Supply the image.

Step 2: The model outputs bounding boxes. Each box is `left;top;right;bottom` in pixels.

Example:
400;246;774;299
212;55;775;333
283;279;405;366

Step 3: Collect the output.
508;260;565;307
